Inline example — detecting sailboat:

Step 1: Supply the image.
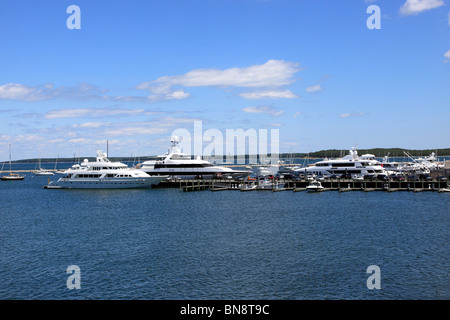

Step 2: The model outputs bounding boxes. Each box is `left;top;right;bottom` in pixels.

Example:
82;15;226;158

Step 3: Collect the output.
34;157;54;176
54;155;66;174
0;145;25;181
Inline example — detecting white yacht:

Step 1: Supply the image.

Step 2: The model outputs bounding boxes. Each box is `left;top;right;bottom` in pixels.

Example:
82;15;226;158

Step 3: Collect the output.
35;169;54;176
44;150;166;189
293;147;386;177
402;151;444;174
34;158;54;176
306;180;325;192
257;165;279;177
380;154;402;174
257;177;285;190
139;137;252;180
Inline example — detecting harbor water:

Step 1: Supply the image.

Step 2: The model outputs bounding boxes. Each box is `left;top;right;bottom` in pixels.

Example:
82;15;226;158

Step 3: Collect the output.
0;172;449;300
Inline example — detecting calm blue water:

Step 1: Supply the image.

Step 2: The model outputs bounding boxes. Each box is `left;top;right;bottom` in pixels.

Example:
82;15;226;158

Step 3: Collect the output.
0;172;448;300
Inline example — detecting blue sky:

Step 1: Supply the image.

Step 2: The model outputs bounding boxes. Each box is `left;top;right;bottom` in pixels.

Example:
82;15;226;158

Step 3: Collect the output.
0;0;449;161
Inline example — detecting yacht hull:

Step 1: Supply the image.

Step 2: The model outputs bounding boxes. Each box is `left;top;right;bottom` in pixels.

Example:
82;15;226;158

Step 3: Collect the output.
46;177;166;189
306;187;324;192
1;176;25;181
143;170;251;180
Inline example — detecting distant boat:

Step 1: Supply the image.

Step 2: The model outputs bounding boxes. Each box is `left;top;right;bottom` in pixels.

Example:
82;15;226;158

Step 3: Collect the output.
306;180;324;192
34;158;54;176
0;144;25;181
54;155;66;174
257;177;285;190
241;182;257;191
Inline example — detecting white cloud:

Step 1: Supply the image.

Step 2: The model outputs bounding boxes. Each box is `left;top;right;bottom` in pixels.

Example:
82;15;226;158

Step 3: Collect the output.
0;83;106;102
103;117;200;137
242;105;284;117
45;107;153;119
239;90;298;100
103;126;168;136
137;60;300;100
147;89;191;102
339;112;369;118
72;122;106;128
0;83;46;101
400;0;444;16
164;90;191;100
305;84;322;93
2;60;300;103
293;111;302;118
49;139;64;143
444;50;450;63
269;122;283;127
68;138;92;144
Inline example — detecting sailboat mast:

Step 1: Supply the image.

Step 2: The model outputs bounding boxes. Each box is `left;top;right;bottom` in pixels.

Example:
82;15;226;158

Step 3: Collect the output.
9;144;12;173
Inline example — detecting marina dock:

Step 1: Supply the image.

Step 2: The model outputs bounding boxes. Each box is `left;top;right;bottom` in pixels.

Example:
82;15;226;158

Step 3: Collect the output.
156;178;450;192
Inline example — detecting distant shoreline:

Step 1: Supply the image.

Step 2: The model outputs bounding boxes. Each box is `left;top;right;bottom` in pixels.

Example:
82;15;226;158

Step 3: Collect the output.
6;147;450;164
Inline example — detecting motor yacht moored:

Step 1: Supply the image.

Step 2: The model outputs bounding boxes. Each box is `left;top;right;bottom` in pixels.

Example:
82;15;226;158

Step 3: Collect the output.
44;150;167;189
139;136;252;180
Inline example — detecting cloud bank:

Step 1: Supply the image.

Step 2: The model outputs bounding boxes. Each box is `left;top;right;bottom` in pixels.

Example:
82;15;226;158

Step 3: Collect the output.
400;0;444;16
242;105;284;117
137;59;301;101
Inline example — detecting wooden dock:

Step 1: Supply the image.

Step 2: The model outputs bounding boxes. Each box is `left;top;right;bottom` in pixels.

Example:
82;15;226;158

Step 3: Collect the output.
155;178;450;193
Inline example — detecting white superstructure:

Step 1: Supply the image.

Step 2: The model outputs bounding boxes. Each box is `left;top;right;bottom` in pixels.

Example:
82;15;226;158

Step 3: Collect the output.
293;147;386;177
45;150;166;189
139;137;252;179
401;151;444;174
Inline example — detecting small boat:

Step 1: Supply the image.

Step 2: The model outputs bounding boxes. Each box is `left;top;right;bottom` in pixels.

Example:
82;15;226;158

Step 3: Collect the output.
241;182;257;191
1;144;25;181
1;173;25;181
306;180;324;192
35;169;55;176
34;158;54;176
256;177;285;190
438;188;450;193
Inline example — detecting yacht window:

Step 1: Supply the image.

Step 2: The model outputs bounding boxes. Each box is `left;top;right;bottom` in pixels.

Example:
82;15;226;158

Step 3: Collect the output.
332;163;355;167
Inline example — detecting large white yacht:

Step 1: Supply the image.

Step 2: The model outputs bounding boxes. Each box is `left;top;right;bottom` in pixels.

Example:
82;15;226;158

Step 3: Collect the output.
44;150;167;189
139;137;252;180
293;147;386;177
401;151;444;174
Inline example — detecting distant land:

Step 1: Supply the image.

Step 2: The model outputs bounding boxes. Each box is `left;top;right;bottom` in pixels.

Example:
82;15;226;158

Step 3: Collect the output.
294;148;450;159
10;148;450;163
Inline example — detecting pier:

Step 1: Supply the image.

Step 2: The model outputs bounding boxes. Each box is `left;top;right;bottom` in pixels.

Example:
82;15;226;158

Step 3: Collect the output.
155;178;450;192
8;169;449;193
